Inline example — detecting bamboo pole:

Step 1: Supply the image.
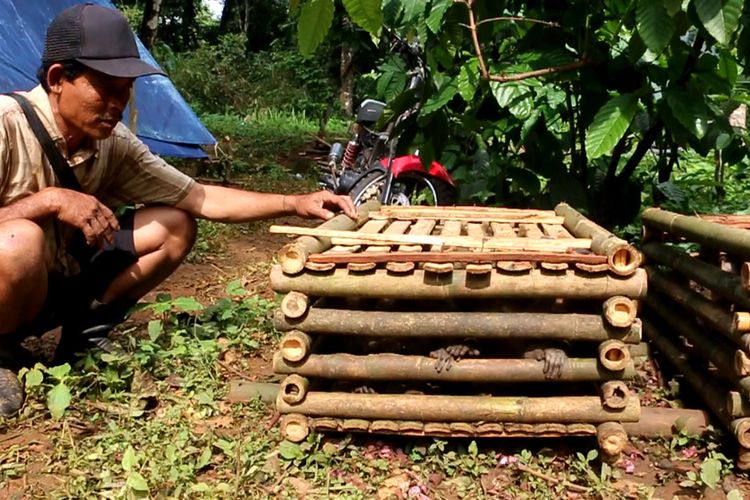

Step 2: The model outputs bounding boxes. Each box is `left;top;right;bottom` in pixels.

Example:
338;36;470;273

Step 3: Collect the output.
622;407;711;438
280;291;310;319
736;312;750;332
646;267;747;347
602;296;637;328
273;352;636;382
646;292;744;380
279;375;309;405
554;203;642;276
270;226;592;253
273;308;642;343
742;263;750;292
280;414;310;443
643;319;750;447
643;208;750;261
279;331;313;362
277;200;380;275
727;391;750;418
739;447;750;471
598;340;631;371
270;266;648;300
276;392;641;423
369;213;566;224
642;243;750;309
600;381;630;410
378;206;556;217
597;422;628;458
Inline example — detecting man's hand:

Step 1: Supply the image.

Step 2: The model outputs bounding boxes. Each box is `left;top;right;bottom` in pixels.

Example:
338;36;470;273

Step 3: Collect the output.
48;188;119;246
286;190;356;220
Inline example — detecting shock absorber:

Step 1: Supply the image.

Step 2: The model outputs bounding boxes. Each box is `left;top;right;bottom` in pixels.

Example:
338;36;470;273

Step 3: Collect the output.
341;140;360;169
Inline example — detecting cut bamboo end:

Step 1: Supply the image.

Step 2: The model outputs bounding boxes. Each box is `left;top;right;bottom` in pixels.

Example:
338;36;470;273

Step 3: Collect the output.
600;381;630;410
280;414;310;443
738;447;750;471
732;419;750;448
736;312;750;332
737;350;750;377
602;296;637;328
727;391;750;418
608;245;642;277
278;243;308;275
279;375;309;405
280;291;310;319
598;340;631;372
280;331;312;363
597;422;628;458
742;335;750;352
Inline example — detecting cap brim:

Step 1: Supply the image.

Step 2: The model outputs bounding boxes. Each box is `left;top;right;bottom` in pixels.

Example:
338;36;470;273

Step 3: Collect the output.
76;57;166;78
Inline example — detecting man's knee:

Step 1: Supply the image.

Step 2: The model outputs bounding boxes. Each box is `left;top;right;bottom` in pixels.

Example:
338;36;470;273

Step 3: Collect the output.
164;209;197;258
0;219;46;270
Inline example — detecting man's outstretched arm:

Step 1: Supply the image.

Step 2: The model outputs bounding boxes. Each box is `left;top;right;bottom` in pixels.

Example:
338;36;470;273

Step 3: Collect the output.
175;183;357;222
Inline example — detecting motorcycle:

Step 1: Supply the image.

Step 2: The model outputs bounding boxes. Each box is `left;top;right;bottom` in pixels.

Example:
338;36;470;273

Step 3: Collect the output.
319;36;456;207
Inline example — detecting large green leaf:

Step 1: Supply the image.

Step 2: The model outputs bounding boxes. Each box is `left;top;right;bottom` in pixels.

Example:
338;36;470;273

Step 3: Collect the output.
341;0;383;36
636;0;675;53
426;0;452;34
422;78;458;115
585;94;638;159
694;0;743;45
456;59;479;103
665;90;710;139
297;0;335;57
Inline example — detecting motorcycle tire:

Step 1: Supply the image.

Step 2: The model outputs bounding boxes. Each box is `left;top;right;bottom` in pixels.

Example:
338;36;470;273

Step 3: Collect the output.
349;171;455;206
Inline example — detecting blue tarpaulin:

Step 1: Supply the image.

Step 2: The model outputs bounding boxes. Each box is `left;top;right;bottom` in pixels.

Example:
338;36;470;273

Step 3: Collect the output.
0;0;215;158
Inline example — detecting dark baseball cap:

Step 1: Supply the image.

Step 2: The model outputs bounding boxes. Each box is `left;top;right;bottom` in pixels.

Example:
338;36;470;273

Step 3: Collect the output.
42;3;165;78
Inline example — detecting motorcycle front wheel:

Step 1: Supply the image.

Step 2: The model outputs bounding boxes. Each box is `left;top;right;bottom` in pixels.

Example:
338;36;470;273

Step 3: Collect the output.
349;171;455;206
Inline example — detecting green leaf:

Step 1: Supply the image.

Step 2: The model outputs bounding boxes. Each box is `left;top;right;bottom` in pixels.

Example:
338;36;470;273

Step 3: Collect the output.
147;320;163;342
225;279;247;296
46;383;72;419
289;0;302;16
122;445;137;472
172;296;204;312
699;457;722;489
24;369;43;388
426;0;452;33
196;447;212;470
297;0;335;57
694;0;743;45
717;51;738;88
126;471;150;492
457;59;479;102
401;0;425;24
636;0;675;53
585;94;638;159
47;364;71;381
468;440;478;456
422;78;458;115
665;90;710;139
341;0;383;36
279;440;305;460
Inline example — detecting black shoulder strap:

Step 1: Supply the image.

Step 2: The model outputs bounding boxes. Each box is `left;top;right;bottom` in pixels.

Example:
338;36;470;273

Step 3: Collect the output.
5;92;83;192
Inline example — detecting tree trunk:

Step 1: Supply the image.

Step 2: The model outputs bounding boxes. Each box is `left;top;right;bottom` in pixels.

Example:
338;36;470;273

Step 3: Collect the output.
622;407;710;438
273;351;636;382
219;0;235;34
138;0;163;50
274;308;642;343
339;39;354;115
276;392;641;423
182;0;197;49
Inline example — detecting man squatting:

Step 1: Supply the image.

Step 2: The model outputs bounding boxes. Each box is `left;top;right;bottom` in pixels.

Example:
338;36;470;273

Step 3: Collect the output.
0;3;356;416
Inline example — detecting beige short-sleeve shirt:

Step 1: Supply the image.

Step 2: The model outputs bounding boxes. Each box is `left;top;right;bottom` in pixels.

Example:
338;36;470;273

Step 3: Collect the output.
0;85;195;275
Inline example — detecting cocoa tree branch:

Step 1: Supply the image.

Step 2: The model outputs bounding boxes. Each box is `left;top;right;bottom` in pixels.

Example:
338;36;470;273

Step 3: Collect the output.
458;0;490;79
487;59;592;83
473;16;560;28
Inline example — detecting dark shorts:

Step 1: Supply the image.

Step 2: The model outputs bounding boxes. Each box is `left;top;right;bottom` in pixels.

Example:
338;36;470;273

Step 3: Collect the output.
25;210;138;336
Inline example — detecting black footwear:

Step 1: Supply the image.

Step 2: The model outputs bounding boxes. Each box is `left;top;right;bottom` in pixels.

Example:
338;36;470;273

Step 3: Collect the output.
0;368;24;417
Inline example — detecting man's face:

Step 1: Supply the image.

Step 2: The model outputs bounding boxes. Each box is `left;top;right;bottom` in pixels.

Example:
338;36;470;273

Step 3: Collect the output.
53;66;134;140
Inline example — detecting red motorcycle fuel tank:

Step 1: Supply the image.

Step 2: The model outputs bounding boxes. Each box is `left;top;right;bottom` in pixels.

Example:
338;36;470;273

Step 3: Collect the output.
379;154;455;186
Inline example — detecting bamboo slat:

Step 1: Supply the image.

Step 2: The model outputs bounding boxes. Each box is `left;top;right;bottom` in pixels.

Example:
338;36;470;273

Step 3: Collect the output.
270;226;593;252
386;218;437;273
425;220;462;273
307;250;608;266
348;220;412;272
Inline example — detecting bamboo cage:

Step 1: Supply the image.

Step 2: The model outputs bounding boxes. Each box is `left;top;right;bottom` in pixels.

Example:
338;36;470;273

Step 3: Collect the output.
261;204;645;453
641;210;750;469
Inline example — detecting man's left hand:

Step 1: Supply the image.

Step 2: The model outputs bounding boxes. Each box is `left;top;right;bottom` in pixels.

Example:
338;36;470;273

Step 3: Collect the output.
287;191;356;220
